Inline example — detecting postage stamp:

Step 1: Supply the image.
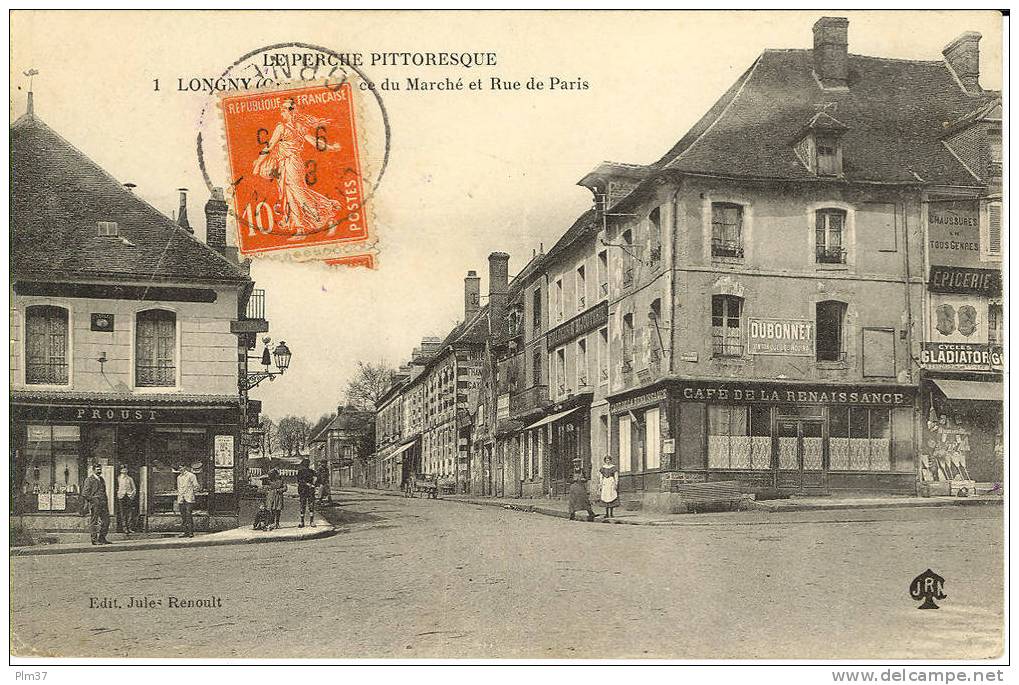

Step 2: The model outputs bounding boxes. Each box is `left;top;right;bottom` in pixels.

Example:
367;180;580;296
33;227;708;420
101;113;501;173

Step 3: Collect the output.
220;81;370;257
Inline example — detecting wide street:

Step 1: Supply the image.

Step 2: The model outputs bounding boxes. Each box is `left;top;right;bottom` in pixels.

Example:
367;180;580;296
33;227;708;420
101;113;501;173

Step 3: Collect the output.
11;491;1003;660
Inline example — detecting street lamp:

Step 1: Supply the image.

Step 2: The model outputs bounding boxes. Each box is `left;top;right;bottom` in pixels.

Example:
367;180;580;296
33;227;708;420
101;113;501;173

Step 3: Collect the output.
246;337;292;390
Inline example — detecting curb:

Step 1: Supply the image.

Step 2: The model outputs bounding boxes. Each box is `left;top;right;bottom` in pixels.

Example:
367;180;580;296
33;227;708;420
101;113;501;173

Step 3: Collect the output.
748;497;1004;513
10;525;336;557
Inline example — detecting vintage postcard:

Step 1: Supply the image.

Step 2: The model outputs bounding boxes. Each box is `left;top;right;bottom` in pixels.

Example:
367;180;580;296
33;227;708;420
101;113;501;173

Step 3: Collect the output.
8;9;1006;670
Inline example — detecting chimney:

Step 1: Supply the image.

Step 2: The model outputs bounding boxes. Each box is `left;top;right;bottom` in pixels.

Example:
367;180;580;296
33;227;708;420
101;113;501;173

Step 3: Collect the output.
26;91;34;117
813;17;849;89
176;188;193;233
488;252;510;337
124;183;136;192
464;270;481;319
205;187;228;252
943;31;982;93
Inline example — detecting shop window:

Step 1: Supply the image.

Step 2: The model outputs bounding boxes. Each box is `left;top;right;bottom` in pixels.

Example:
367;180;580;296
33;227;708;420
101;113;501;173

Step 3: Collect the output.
622;313;635;370
648;207;662;266
711;203;744;258
618;414;632;473
815;209;847;264
136;309;176;387
148;427;207;513
829;407;891;471
711;295;744;357
18;425;82;513
644;407;661;470
598;250;609;298
816;300;847;362
707;405;771;469
576;265;586;311
25;305;69;385
989;303;1003;346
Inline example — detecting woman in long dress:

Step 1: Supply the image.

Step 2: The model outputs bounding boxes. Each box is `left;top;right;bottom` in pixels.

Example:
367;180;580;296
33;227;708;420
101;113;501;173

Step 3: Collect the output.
263;468;286;530
252;97;343;238
598;456;619;519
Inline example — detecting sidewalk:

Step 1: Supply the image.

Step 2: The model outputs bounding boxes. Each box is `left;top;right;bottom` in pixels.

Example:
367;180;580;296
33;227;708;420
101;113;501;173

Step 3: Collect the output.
346;486;1002;527
11;495;336;557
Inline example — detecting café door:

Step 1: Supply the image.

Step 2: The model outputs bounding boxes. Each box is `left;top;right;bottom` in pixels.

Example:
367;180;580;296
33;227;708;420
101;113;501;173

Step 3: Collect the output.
776;418;825;493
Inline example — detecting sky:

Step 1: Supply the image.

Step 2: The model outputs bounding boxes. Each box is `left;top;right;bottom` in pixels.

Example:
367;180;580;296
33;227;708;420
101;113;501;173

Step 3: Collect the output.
9;10;1003;423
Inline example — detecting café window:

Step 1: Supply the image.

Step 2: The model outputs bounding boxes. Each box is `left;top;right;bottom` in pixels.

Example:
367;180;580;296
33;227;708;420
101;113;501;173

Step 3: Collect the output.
618;413;632;473
829;407;891;471
711;295;744;357
707;405;771;469
989;303;1003;346
816;300;847;362
136;309;177;387
18;425;82;514
711;203;744;258
25;305;69;385
815;209;847;264
644;407;661;470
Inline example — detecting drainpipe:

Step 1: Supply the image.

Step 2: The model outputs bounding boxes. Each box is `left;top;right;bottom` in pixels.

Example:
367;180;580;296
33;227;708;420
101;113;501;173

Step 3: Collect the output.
668;181;682;374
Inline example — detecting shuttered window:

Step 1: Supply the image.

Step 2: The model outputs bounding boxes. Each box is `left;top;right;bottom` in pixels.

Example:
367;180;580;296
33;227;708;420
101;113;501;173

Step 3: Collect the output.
136;309;176;387
618;414;632;473
25;305;69;385
988;202;1002;255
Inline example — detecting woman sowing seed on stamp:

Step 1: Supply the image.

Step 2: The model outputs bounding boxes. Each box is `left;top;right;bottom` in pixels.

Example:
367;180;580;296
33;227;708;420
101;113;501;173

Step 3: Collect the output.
252;97;343;238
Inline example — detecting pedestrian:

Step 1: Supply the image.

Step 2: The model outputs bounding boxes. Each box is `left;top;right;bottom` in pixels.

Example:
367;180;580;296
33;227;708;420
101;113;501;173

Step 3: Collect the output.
116;465;137;534
296;458;317;528
264;468;286;530
176;462;200;538
82;462;112;545
567;474;596;522
598;456;619;519
252;501;272;531
316;462;331;503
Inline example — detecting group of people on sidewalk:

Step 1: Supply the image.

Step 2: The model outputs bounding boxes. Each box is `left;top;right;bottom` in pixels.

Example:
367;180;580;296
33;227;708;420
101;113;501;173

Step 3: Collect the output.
567;456;620;522
252;459;330;531
80;461;202;546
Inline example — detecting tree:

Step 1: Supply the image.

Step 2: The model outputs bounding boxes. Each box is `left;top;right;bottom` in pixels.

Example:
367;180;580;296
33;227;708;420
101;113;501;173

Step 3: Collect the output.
276;415;312;457
259;417;277;457
345;360;396;410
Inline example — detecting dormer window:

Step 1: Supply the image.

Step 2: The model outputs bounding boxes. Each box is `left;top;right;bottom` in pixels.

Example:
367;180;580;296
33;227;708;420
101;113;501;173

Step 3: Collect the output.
97;221;118;237
816;134;840;176
795;111;848;177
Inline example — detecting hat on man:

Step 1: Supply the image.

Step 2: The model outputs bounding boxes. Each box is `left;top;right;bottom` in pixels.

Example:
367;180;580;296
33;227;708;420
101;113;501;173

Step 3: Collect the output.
190;461;203;471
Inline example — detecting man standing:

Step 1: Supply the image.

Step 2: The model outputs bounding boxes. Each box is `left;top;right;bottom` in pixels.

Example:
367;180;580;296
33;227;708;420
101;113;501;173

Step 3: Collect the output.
296;458;317;528
176;462;200;538
82;462;112;545
116;465;137;534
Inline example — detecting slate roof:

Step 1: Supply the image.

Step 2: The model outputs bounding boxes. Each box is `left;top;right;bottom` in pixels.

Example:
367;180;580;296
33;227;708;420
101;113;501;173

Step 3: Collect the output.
651;49;999;185
11;113;249;283
311;410;374;442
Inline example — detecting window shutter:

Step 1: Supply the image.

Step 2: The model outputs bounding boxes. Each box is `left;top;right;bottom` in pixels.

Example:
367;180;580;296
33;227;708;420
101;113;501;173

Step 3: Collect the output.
988;203;1002;254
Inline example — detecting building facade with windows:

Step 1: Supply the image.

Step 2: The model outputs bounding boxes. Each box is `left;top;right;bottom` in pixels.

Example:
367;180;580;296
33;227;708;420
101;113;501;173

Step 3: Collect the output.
597;17;999;499
11;106;268;533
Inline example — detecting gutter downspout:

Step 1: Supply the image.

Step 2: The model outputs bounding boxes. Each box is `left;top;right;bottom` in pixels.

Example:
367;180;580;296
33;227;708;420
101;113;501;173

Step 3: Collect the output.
668;181;682;374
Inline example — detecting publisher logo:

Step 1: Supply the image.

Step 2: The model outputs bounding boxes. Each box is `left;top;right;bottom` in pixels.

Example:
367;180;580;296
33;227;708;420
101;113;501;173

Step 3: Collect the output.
909;569;947;609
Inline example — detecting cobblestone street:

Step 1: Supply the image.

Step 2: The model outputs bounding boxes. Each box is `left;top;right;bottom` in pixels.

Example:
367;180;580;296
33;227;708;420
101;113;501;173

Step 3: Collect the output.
11;491;1003;659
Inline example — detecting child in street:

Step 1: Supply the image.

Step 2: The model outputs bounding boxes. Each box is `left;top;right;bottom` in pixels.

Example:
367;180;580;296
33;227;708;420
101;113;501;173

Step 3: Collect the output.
252;501;271;531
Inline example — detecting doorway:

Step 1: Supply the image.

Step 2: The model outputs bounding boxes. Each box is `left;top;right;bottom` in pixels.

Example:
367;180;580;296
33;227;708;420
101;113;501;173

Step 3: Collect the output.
776;418;826;493
115;426;147;532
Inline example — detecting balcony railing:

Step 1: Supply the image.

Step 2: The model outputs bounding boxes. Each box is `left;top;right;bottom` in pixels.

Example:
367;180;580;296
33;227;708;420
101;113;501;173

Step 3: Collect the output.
245;288;266;320
815;245;847;265
510;384;550;416
712;335;744;358
26;362;68;385
136;364;176;386
816;349;848;363
712;238;744;259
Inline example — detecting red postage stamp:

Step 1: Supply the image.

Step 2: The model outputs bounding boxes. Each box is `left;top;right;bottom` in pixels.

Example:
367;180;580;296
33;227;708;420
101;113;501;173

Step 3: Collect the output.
220;82;369;256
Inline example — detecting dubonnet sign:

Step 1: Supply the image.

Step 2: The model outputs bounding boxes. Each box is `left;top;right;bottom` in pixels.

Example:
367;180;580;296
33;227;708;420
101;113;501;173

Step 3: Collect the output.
747;318;815;356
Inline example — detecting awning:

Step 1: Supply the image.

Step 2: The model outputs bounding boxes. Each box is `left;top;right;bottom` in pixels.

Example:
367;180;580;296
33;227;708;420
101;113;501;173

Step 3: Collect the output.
523;406;581;431
385;440;417;461
932;379;1003;402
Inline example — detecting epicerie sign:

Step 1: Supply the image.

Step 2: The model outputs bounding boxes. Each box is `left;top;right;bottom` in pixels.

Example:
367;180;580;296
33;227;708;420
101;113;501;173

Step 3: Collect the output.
747;318;815;356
